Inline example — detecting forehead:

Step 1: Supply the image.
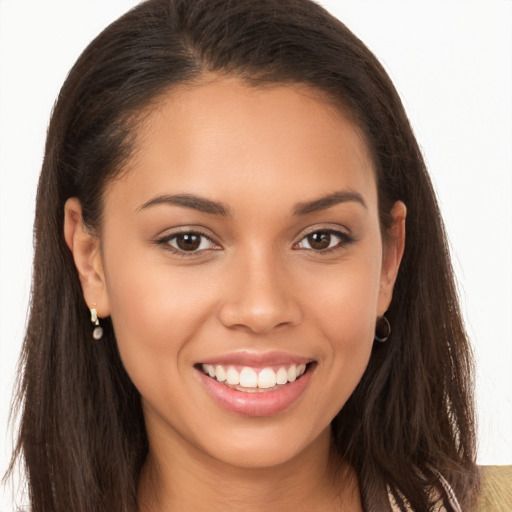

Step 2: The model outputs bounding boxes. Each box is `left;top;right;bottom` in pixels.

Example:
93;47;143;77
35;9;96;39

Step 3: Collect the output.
109;78;377;214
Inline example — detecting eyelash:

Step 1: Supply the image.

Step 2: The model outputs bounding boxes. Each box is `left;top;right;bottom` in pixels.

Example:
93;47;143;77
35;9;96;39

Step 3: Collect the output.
155;228;354;256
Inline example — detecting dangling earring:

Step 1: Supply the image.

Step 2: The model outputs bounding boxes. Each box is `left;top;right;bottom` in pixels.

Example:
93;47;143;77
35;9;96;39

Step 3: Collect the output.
90;306;104;340
375;315;391;343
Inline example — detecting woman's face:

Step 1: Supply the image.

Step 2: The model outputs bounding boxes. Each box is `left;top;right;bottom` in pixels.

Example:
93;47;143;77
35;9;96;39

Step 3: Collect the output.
73;78;405;469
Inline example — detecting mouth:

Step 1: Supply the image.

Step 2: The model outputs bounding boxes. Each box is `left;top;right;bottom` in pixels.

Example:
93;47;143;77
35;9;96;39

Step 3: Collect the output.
194;356;316;416
196;362;312;393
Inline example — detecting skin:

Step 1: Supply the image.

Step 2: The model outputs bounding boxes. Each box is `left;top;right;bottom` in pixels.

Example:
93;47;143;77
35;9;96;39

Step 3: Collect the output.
64;78;406;511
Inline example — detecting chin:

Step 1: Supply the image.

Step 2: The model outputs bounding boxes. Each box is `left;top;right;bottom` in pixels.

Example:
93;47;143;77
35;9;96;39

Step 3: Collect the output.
195;421;332;470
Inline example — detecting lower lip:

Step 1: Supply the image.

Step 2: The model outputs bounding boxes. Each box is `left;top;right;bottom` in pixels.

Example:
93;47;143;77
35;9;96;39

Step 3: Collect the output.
197;367;313;417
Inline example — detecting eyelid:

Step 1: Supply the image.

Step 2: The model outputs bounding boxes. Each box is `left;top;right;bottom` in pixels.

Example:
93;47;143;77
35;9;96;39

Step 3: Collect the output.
293;223;352;240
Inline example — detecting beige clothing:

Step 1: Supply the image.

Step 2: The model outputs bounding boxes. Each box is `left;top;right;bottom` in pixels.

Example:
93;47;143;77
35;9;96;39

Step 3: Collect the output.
388;465;511;511
469;465;512;512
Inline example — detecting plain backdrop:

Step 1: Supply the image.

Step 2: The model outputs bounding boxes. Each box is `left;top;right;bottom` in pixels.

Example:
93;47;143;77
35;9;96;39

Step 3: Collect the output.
1;0;511;508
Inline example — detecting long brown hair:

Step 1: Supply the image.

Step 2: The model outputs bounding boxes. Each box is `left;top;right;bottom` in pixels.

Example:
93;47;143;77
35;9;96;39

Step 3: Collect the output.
8;0;479;510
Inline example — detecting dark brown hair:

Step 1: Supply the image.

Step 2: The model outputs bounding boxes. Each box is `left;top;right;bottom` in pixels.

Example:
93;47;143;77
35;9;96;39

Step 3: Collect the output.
8;0;479;510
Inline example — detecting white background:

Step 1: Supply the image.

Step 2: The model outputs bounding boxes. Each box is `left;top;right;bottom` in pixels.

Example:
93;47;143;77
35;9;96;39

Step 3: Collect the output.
1;0;511;508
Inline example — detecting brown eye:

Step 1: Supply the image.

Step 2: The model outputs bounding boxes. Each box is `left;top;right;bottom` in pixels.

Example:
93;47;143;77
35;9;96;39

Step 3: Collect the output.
306;232;332;250
174;233;202;251
165;232;217;253
296;230;349;251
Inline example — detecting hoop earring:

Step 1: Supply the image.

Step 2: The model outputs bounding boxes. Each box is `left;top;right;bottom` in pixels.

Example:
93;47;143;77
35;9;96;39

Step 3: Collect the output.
375;315;391;343
90;307;104;340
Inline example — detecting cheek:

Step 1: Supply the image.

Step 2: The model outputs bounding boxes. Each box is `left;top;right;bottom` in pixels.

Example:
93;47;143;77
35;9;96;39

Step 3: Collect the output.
316;286;377;382
300;250;381;410
102;247;217;388
304;253;382;347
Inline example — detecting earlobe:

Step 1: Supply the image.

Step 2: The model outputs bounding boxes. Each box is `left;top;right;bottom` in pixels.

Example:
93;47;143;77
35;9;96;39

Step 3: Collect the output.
64;198;110;317
378;201;406;314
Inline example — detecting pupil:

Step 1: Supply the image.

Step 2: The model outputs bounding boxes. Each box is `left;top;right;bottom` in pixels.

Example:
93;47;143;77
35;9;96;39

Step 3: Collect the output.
308;232;330;250
177;234;201;251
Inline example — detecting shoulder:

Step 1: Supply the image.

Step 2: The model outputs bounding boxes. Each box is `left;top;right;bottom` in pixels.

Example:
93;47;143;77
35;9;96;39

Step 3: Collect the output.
468;465;512;512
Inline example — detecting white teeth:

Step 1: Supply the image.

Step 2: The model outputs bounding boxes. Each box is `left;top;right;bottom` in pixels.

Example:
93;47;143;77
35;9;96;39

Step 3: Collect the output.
287;365;297;382
226;367;240;385
201;362;309;389
276;367;288;385
215;365;226;382
239;367;258;388
258;368;277;389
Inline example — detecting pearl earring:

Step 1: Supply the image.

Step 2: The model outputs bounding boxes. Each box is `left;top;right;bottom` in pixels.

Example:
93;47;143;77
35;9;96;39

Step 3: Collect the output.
90;307;104;340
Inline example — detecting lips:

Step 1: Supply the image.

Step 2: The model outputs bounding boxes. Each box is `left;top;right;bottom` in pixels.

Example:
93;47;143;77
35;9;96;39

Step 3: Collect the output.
195;352;315;416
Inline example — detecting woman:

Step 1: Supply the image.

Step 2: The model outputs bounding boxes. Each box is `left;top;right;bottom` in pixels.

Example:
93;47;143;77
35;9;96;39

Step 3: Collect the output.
6;0;494;510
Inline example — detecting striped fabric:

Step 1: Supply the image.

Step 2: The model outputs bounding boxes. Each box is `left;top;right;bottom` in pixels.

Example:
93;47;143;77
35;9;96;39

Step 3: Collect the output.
387;472;463;512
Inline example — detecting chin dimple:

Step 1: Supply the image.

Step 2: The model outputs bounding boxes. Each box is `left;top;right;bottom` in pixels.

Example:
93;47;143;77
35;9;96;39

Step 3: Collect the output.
200;363;307;391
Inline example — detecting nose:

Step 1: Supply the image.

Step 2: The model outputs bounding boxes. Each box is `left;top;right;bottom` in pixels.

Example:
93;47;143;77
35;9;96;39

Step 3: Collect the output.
218;250;302;334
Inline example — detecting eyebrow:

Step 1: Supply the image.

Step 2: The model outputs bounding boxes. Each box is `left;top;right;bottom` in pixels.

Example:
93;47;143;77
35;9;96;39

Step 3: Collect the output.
138;194;231;216
137;189;366;217
293;190;367;215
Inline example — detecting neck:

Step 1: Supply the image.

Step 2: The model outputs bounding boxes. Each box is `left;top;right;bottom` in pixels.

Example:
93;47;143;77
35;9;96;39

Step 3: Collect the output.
137;426;362;512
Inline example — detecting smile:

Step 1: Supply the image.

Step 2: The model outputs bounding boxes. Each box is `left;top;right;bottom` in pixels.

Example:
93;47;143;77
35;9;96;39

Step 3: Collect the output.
200;363;308;392
195;354;315;416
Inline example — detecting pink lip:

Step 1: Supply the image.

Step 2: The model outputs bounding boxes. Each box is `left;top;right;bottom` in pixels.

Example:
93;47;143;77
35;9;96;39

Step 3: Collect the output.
196;362;314;417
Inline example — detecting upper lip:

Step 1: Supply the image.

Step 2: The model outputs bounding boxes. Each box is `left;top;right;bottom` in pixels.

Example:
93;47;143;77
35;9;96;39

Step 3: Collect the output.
198;351;313;367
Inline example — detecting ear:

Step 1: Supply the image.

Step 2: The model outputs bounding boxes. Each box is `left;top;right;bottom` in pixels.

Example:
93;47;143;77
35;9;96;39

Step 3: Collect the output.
377;201;406;315
64;198;110;317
